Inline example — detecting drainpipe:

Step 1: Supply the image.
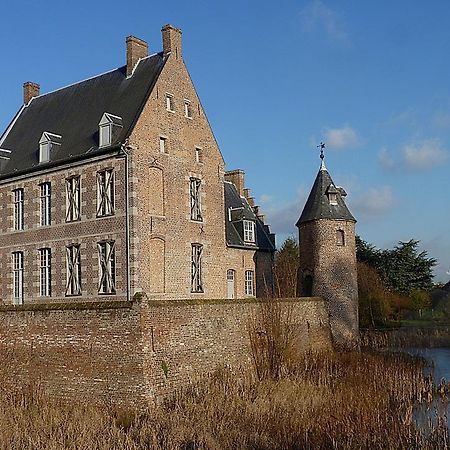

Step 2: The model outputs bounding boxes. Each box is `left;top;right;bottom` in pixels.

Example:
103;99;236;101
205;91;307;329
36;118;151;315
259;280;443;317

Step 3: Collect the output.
120;141;132;303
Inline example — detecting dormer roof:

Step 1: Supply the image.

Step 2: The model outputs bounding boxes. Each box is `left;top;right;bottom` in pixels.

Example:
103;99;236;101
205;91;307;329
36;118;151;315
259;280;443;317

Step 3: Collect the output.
296;164;356;226
0;53;166;178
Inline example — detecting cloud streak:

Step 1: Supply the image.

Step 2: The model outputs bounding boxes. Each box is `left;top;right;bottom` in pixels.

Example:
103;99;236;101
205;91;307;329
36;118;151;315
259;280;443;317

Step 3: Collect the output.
350;186;394;219
299;0;349;44
324;125;360;150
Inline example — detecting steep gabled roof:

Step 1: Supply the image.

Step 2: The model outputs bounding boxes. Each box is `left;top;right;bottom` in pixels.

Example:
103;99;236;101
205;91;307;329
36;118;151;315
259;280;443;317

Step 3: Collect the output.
296;162;356;226
0;53;166;178
224;181;276;251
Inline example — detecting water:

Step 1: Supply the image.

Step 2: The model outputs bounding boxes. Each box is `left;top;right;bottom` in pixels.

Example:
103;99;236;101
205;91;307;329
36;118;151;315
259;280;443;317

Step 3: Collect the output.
406;348;450;432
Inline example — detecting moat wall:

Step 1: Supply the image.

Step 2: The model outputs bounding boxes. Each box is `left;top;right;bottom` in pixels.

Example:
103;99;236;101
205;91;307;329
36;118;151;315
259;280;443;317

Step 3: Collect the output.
0;298;331;406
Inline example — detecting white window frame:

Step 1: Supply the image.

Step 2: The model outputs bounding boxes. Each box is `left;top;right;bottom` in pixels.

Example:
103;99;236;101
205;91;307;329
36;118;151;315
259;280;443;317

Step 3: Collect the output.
159;136;167;154
190;178;203;222
329;193;338;205
184;100;192;118
39;182;51;226
13;188;24;231
195;147;203;163
245;270;254;296
39;248;51;297
66;176;81;222
243;220;255;243
98;241;116;294
191;243;203;293
66;244;81;296
166;93;174;112
39;142;50;163
99;124;112;148
96;169;115;217
12;251;24;304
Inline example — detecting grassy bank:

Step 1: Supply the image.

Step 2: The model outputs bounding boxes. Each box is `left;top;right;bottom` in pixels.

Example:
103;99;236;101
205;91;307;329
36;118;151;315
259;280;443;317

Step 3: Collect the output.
0;350;448;450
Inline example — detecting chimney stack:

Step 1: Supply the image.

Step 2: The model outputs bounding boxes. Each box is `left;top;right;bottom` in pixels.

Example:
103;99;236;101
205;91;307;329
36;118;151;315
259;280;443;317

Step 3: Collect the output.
23;82;40;104
225;169;245;197
162;24;182;59
126;36;148;77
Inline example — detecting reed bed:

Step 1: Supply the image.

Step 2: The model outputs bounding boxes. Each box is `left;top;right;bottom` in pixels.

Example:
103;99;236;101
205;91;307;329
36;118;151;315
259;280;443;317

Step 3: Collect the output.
0;350;448;450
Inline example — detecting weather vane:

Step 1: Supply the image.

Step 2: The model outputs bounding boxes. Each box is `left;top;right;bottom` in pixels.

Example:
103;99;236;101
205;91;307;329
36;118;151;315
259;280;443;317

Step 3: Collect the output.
317;142;325;160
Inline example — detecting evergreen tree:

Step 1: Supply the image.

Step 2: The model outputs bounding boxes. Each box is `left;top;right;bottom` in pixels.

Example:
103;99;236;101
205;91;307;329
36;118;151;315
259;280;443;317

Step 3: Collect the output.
274;237;298;298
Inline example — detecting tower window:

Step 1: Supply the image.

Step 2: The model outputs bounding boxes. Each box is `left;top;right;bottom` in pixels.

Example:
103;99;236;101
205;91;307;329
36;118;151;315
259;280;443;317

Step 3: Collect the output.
336;229;345;246
329;193;338;205
195;147;203;163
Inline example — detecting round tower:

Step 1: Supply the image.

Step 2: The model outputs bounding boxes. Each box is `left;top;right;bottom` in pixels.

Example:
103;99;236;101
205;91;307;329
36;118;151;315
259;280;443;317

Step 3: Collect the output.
296;150;359;347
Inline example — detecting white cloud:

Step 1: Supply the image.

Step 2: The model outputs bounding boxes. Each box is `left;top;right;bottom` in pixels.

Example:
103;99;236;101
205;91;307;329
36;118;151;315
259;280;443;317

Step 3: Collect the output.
378;148;396;170
324;125;360;150
350;186;394;219
402;139;449;170
299;0;349;44
260;186;309;237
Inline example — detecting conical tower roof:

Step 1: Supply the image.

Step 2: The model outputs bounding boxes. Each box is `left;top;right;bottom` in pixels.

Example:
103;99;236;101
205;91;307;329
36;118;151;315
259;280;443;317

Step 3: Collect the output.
296;159;356;226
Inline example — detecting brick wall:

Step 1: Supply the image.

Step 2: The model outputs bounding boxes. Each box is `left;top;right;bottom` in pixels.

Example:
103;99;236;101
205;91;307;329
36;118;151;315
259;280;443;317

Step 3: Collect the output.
0;298;331;405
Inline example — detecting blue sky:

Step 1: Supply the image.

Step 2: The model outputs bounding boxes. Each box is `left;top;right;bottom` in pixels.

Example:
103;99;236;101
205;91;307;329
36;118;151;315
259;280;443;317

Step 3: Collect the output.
0;0;449;282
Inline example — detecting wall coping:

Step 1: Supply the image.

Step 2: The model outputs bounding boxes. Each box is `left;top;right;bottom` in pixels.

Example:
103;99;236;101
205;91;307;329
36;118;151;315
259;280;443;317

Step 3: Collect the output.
0;297;324;312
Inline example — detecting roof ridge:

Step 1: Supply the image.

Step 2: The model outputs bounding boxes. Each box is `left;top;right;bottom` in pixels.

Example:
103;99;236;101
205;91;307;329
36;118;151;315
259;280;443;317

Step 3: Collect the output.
27;53;161;104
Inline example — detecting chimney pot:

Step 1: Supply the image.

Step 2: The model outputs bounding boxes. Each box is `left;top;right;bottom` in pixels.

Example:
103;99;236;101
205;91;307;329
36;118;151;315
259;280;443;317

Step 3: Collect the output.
23;82;40;104
161;24;182;59
126;36;148;77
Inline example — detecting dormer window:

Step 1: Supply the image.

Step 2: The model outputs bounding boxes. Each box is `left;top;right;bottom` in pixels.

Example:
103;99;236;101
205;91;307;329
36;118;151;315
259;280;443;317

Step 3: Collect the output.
326;184;339;206
98;113;123;148
243;220;255;243
39;132;61;163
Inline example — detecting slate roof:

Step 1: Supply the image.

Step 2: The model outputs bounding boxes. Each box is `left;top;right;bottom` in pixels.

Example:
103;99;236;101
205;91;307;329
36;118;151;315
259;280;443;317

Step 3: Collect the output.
224;181;276;251
296;162;356;226
0;54;166;179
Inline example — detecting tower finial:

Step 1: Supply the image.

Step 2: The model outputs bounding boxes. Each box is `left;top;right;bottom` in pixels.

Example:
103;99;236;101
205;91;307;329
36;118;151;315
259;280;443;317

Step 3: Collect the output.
317;142;326;170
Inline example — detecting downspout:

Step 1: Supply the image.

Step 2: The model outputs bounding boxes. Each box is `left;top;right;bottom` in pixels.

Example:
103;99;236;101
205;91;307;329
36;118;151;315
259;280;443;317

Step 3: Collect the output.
120;141;132;302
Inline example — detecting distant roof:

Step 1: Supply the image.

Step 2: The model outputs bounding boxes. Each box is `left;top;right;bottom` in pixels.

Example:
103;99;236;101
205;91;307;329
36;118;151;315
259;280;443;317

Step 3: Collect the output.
0;54;166;178
224;181;275;251
297;164;356;226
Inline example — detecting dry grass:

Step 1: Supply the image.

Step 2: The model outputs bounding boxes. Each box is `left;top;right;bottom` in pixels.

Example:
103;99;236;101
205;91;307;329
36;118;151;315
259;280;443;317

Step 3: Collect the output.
0;350;448;450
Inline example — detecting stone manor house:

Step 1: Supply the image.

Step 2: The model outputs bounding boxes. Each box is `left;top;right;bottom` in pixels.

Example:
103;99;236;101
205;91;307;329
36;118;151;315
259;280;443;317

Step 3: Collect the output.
0;25;276;305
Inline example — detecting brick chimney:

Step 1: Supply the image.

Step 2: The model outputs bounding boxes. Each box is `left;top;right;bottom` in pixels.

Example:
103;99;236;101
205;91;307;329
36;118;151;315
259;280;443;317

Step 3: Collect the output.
126;36;148;77
23;82;40;104
162;24;182;59
225;169;245;197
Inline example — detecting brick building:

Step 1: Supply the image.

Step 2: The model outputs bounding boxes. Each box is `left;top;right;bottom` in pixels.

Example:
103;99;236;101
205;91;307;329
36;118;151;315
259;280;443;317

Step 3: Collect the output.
0;25;275;305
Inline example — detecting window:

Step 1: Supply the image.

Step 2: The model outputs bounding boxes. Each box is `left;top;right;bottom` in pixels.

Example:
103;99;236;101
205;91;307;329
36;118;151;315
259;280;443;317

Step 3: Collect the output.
66;244;81;296
39;182;51;226
12;251;24;304
13;188;24;231
337;229;345;246
243;220;255;243
245;270;254;296
329;193;338;205
190;178;202;221
98;241;116;294
39;248;51;297
66;176;81;222
39;132;61;164
160;136;167;153
98;113;123;148
97;169;114;217
184;100;192;118
166;94;174;112
191;244;203;293
195;147;203;163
